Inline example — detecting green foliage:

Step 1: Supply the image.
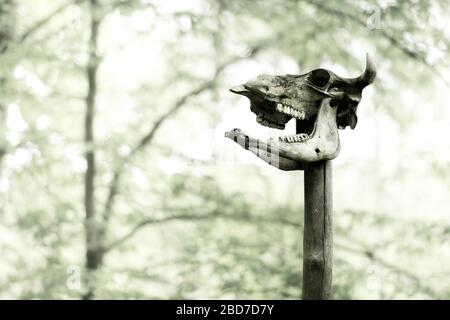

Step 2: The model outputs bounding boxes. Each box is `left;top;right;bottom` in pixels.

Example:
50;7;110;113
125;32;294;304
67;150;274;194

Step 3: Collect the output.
0;0;449;299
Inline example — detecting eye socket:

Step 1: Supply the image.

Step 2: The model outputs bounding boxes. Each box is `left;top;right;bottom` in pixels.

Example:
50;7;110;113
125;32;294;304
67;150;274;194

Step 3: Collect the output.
308;69;331;88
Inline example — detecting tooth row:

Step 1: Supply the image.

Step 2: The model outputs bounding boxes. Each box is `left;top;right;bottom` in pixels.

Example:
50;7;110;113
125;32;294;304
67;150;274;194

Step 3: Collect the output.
276;103;305;120
279;133;309;143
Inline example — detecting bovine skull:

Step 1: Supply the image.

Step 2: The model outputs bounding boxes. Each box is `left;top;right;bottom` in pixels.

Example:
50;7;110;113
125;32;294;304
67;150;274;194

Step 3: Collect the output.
225;54;376;170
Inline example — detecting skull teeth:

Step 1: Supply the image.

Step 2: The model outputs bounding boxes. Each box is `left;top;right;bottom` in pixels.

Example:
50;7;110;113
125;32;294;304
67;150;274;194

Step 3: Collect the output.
275;102;304;120
279;133;310;143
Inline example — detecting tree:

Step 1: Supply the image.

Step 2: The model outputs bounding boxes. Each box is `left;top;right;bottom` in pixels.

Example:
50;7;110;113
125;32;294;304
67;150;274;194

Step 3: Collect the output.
0;0;449;299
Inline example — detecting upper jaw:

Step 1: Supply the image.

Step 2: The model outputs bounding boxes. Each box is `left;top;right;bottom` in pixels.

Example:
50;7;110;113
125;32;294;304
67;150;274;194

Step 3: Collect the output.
229;82;319;141
230;85;292;129
230;85;307;124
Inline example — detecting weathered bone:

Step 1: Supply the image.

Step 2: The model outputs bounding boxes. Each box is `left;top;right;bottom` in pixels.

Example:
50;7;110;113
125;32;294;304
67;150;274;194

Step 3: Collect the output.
225;98;339;169
226;54;376;170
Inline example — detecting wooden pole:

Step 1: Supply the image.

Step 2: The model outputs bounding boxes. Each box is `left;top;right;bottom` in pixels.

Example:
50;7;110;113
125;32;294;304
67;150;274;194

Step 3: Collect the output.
302;160;333;299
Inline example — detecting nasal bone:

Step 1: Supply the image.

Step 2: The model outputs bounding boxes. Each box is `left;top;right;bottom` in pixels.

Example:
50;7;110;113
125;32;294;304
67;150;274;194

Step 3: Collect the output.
244;81;269;94
230;85;247;93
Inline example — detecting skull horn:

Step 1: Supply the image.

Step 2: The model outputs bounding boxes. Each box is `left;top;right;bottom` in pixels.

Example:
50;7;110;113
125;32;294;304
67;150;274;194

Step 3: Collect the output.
355;53;376;87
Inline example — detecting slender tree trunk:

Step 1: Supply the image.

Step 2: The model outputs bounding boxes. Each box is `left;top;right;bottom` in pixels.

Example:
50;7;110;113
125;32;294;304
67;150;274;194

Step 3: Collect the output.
0;0;15;164
0;0;15;53
302;161;333;299
83;0;102;300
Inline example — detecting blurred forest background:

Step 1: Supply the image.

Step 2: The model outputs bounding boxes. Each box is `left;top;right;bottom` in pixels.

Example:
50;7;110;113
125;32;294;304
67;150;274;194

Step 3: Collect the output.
0;0;449;299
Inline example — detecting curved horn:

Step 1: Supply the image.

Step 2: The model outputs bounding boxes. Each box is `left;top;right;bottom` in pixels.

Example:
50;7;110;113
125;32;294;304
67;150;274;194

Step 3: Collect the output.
356;53;376;86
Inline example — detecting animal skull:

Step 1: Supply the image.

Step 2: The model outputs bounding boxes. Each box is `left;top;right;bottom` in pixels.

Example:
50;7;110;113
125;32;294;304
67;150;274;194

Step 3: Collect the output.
225;54;376;170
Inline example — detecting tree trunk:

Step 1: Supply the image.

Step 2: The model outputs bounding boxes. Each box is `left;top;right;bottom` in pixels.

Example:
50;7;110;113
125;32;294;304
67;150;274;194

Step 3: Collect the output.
0;0;15;164
83;0;102;300
302;160;333;299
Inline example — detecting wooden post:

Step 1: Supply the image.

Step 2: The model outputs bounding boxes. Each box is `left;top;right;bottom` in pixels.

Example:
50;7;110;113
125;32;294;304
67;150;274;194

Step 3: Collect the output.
302;160;333;299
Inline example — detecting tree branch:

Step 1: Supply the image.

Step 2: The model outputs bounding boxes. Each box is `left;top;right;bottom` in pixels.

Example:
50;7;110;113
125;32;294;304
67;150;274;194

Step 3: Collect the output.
104;214;213;252
101;48;262;224
335;240;437;297
19;0;83;43
104;208;439;297
302;0;450;87
101;82;214;225
104;210;300;253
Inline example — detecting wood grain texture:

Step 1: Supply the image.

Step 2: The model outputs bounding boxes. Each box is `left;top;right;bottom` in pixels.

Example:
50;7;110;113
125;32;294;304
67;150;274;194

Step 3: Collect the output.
302;160;333;299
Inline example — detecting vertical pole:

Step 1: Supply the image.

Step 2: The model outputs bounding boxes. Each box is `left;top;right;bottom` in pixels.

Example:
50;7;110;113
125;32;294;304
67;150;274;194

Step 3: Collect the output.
302;160;333;299
297;119;333;299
